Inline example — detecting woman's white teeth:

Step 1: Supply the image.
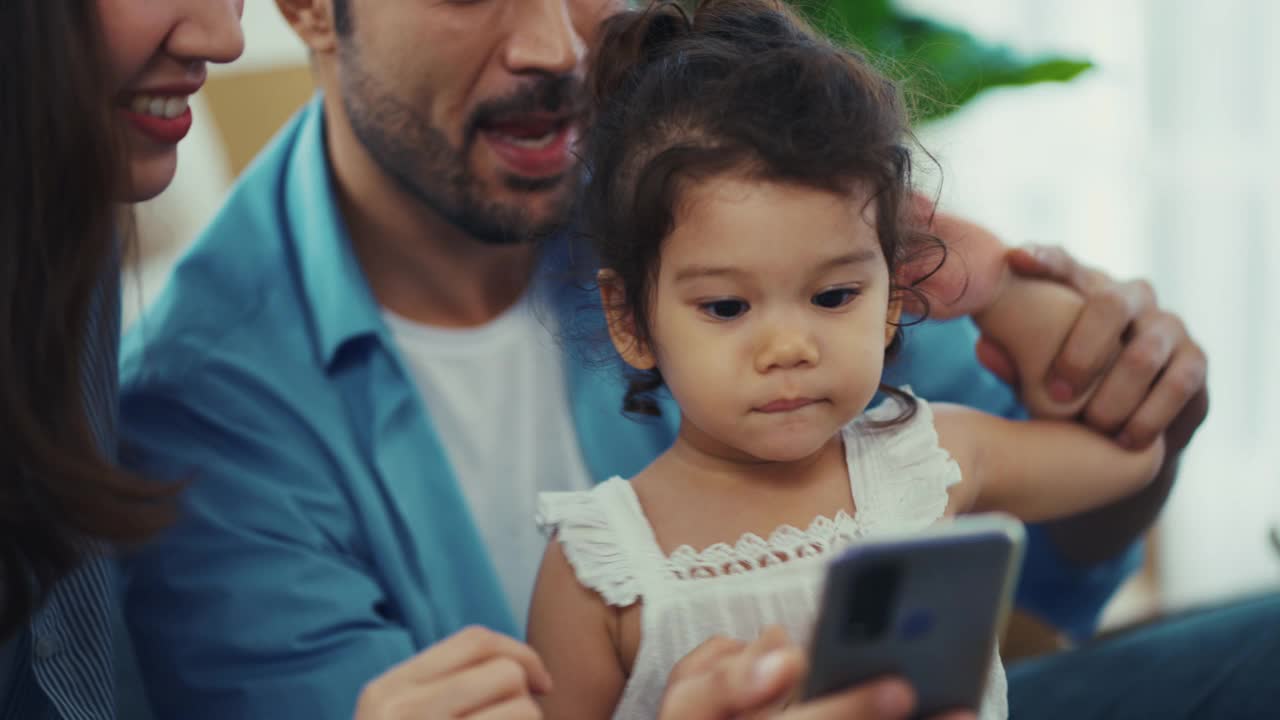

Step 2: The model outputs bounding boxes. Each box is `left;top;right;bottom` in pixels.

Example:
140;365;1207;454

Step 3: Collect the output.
129;94;189;120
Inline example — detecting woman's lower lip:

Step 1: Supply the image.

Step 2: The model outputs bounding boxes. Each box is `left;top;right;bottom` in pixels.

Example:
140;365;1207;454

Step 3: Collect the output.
121;106;193;145
481;125;576;180
757;398;818;413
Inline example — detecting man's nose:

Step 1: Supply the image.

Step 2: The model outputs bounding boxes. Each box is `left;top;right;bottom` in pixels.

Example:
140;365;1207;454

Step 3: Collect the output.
504;0;587;77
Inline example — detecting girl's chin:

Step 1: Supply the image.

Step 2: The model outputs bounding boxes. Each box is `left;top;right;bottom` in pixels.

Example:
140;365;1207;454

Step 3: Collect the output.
738;437;834;465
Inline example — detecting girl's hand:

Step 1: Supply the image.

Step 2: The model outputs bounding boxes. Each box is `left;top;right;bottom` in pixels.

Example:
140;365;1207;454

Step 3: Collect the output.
658;626;974;720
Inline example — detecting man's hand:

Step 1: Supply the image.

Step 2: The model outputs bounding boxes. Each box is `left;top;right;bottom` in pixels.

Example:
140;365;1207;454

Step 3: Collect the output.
355;626;550;720
977;245;1209;451
659;627;974;720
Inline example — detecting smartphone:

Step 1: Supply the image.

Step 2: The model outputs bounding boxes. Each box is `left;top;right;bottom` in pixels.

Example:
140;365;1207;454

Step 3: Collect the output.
802;513;1025;714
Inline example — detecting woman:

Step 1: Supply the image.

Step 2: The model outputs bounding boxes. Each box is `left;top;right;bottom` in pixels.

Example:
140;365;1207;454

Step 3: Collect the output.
0;1;243;716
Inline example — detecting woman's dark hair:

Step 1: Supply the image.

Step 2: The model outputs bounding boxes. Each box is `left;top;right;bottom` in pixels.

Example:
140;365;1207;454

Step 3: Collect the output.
0;1;176;642
580;0;942;421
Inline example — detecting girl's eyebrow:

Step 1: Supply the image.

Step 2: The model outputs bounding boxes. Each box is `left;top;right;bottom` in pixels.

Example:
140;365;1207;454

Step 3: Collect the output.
672;264;745;283
816;248;880;271
673;249;880;284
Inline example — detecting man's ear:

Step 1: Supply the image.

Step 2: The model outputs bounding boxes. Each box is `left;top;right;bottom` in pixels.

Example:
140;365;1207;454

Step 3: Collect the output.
598;270;657;371
275;0;340;54
885;293;904;347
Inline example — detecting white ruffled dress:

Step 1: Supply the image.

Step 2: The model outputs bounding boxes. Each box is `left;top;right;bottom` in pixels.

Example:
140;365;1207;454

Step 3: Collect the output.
537;395;1007;720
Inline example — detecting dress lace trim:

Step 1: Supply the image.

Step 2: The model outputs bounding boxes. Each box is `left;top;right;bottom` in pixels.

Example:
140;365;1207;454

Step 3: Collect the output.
538;387;959;602
663;510;866;579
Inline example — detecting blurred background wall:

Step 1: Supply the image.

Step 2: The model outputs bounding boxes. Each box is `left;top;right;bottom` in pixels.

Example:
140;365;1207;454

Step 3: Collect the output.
904;0;1280;622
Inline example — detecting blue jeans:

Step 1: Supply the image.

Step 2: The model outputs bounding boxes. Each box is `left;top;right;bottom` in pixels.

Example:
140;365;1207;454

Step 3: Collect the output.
1008;592;1280;719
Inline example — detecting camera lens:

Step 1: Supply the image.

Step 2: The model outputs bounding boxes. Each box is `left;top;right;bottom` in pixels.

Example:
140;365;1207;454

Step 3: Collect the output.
843;562;901;643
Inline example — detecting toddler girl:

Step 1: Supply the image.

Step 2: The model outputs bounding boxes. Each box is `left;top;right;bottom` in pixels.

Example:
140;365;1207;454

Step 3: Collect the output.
528;2;1162;717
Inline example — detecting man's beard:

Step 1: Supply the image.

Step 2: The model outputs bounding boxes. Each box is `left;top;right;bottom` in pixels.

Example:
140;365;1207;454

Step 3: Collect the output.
339;52;582;246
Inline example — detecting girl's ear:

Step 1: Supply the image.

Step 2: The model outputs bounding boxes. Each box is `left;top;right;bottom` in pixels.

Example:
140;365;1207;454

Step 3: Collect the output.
885;294;904;347
599;270;657;370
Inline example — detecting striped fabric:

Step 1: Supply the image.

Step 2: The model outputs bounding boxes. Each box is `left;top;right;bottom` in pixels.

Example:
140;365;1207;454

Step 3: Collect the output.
2;263;121;719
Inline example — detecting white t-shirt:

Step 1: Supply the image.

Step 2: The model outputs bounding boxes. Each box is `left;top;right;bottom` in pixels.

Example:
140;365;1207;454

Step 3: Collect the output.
383;296;593;629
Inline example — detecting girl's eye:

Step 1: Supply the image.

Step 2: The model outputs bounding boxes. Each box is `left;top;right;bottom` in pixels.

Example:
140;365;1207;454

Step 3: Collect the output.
701;299;749;320
812;288;859;309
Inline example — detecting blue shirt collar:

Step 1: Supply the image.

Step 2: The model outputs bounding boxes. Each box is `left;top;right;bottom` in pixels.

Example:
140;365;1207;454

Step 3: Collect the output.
284;97;386;370
282;96;591;371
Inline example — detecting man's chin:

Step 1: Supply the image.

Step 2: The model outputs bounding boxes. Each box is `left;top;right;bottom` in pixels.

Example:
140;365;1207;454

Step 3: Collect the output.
493;186;576;236
452;199;573;247
443;162;577;245
503;172;568;194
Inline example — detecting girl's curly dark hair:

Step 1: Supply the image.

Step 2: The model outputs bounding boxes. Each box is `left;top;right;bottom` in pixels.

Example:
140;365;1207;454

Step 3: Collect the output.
580;0;944;424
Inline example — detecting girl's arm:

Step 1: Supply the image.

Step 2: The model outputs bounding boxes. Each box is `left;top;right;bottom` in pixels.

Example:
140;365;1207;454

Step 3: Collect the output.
934;404;1165;522
526;538;627;720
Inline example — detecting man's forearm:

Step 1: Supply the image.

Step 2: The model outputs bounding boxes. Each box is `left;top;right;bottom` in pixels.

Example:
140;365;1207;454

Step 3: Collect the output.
1044;452;1178;567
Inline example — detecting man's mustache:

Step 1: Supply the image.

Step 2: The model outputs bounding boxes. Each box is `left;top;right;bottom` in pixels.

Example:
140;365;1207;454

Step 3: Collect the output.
465;74;586;142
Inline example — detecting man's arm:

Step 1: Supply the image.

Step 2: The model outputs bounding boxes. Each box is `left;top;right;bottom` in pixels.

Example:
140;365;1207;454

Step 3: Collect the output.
121;370;551;720
977;245;1209;565
1043;436;1182;566
890;210;1207;638
915;207;1209;564
121;378;416;720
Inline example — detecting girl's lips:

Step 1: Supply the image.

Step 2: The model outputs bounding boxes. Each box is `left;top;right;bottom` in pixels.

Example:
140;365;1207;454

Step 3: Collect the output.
756;398;819;413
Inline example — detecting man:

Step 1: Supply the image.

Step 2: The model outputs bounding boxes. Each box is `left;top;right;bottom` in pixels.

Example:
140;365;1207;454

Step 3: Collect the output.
118;1;1242;719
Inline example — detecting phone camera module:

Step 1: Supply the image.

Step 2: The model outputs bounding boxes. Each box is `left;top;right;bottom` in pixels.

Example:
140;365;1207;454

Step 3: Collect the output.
843;562;901;643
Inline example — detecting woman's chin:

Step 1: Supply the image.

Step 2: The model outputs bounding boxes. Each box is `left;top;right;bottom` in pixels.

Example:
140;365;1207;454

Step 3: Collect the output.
121;152;179;203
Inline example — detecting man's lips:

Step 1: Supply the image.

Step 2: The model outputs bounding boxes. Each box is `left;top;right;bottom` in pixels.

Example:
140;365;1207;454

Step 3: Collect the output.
478;113;579;179
482;111;570;137
755;398;821;414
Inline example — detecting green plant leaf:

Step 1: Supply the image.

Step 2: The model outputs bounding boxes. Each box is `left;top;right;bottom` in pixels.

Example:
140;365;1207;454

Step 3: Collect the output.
801;0;895;37
798;1;1093;123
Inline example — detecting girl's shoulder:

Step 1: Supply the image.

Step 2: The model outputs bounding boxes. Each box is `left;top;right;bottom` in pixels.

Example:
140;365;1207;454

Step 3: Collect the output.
848;386;953;463
844;388;961;532
536;477;653;608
